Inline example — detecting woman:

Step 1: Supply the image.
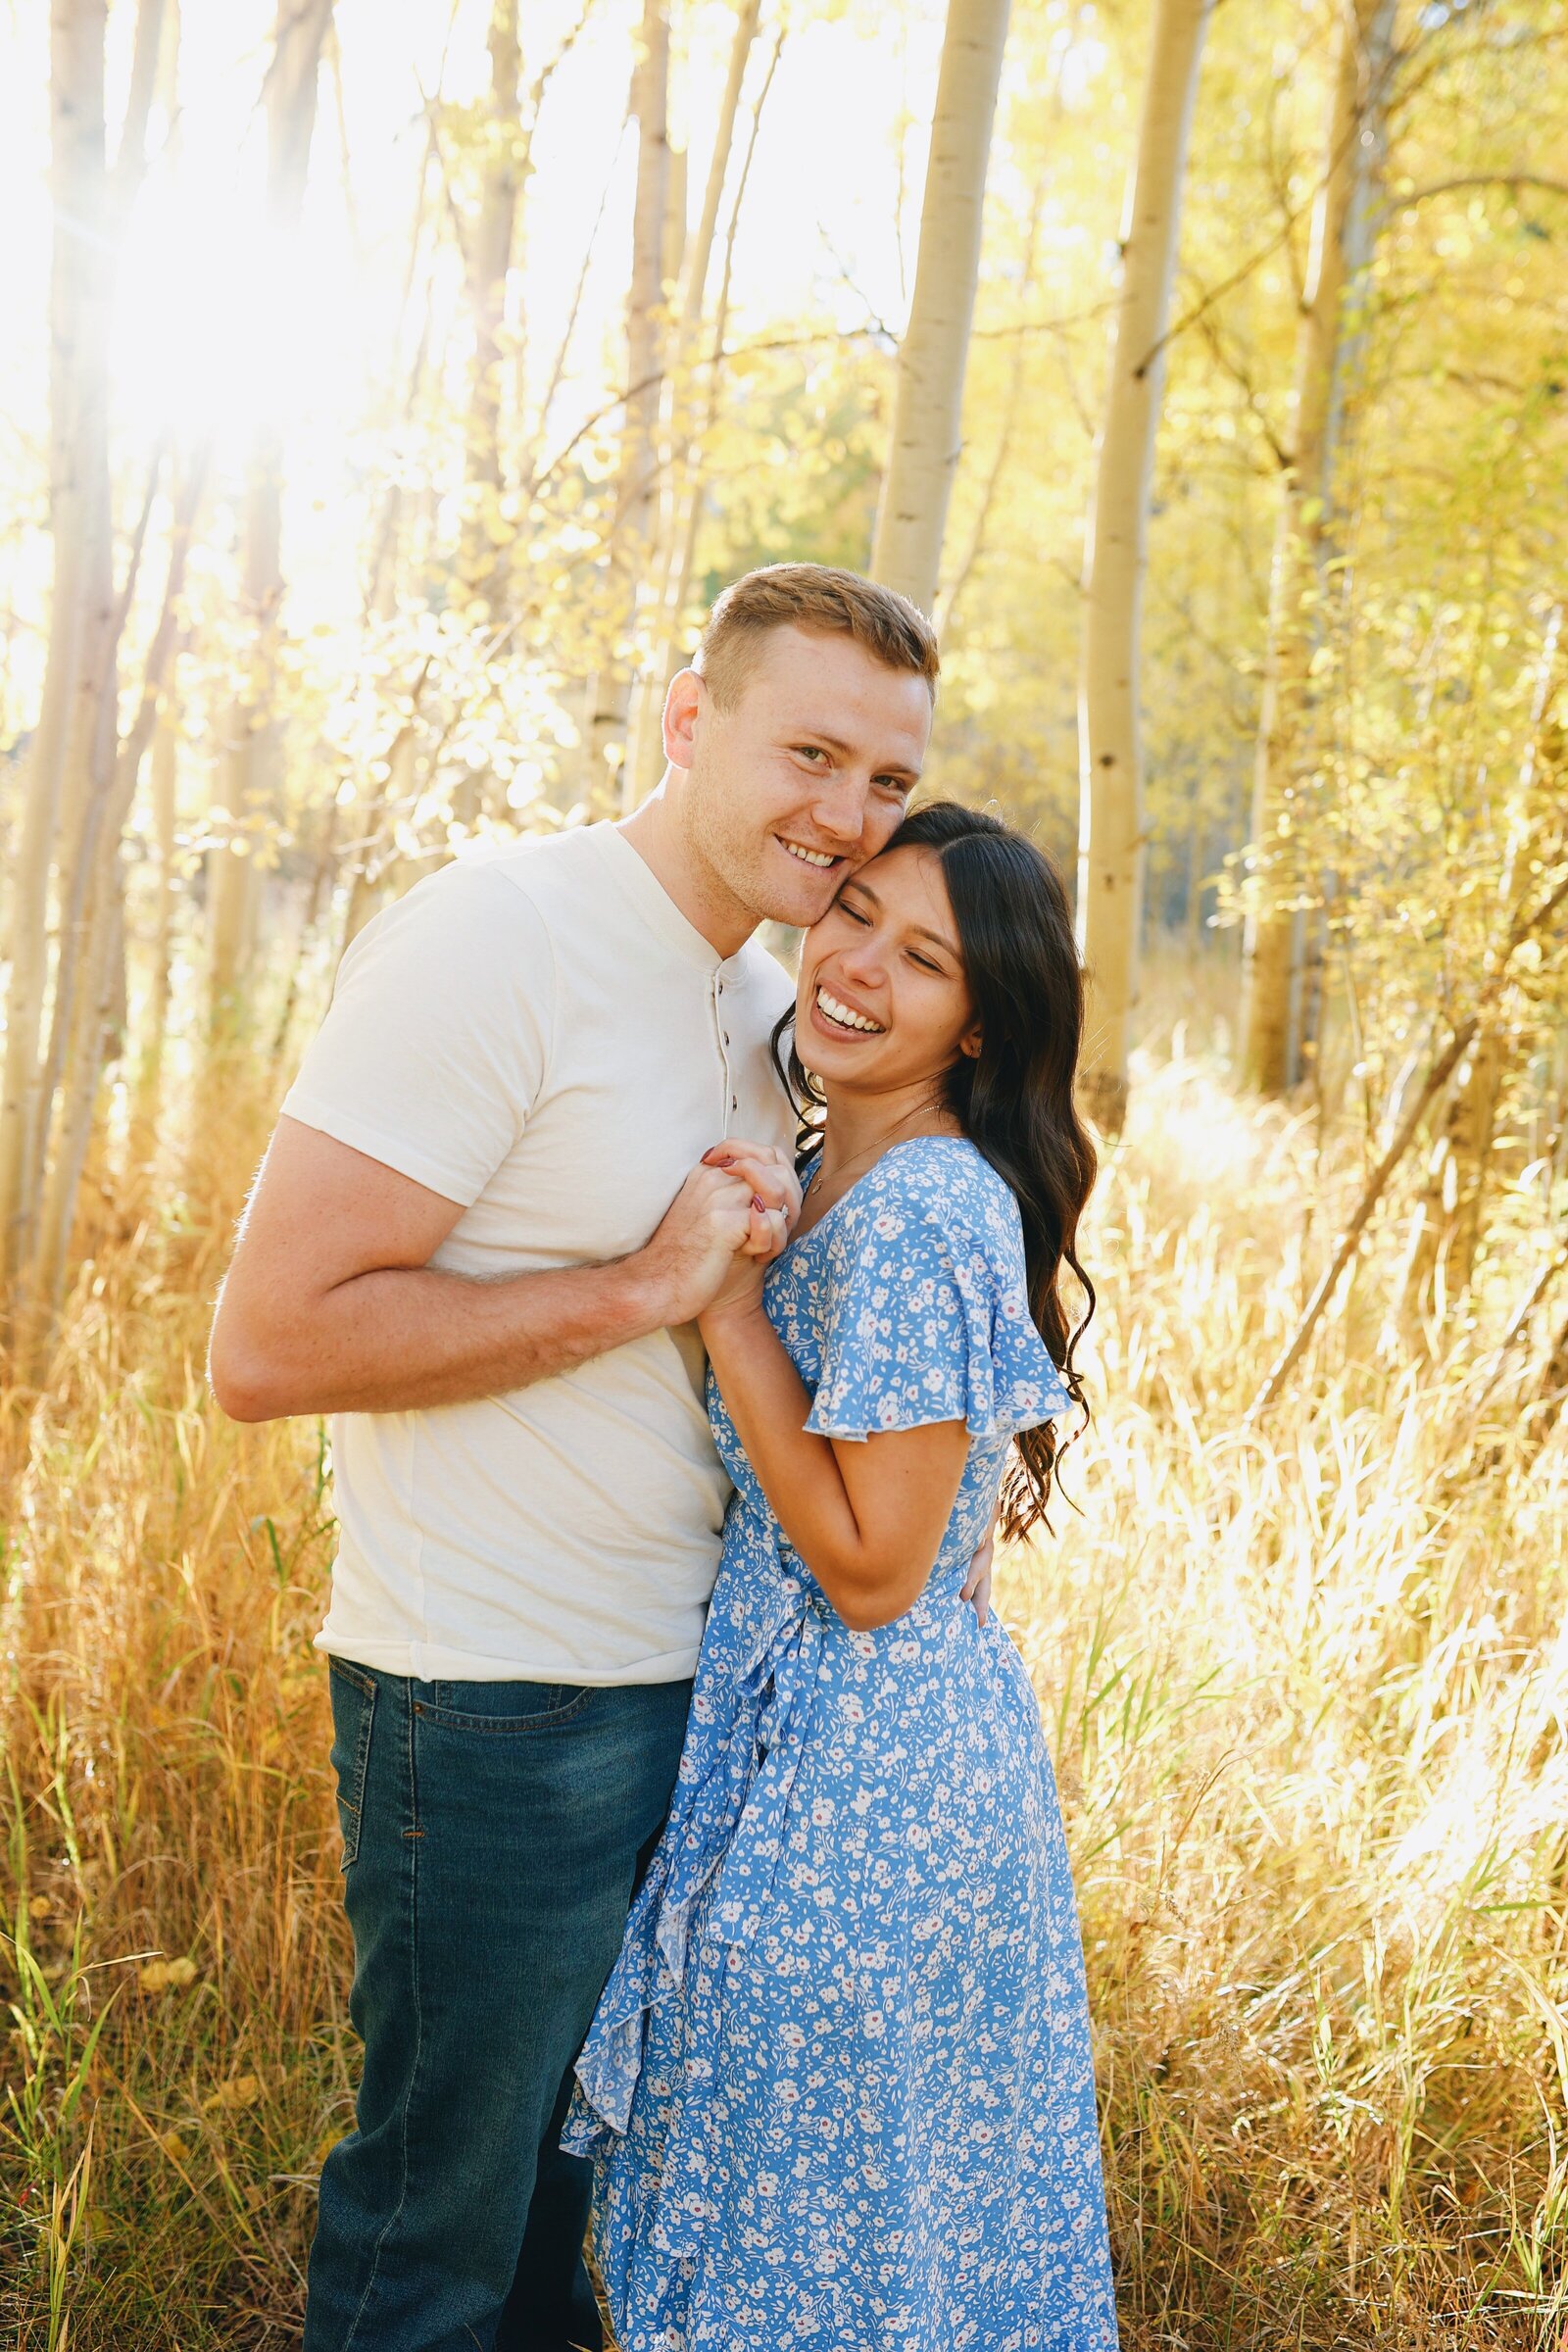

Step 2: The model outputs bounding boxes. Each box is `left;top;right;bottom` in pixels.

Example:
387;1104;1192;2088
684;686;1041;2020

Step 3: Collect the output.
563;803;1118;2349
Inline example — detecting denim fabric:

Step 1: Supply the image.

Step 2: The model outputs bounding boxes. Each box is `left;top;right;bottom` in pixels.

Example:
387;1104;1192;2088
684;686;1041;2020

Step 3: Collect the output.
303;1661;692;2352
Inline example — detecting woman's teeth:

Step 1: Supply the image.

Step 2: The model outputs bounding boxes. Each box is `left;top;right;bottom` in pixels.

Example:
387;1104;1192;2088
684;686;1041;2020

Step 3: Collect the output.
816;987;884;1034
782;840;836;867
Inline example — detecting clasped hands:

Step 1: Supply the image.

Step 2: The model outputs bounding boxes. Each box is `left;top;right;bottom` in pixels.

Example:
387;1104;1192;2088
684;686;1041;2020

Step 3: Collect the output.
642;1140;997;1628
642;1137;802;1334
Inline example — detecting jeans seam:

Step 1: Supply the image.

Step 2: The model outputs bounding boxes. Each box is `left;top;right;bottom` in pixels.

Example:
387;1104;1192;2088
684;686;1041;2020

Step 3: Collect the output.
340;1679;423;2352
337;1674;376;1871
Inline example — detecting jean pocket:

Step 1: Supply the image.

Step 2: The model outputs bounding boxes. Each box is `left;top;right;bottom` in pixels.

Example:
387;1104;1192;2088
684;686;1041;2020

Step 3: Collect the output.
411;1678;592;1734
328;1659;378;1871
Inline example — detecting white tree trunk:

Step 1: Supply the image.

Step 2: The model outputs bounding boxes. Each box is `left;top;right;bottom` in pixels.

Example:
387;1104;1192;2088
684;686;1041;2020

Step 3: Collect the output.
870;0;1012;615
210;0;333;1036
0;0;115;1299
623;0;762;806
1241;0;1391;1095
130;676;180;1168
592;0;668;808
1076;0;1212;1135
459;0;523;613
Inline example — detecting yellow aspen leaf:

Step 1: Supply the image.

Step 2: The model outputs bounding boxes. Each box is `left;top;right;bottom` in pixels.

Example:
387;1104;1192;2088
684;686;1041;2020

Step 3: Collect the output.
202;2073;265;2113
160;2132;192;2164
315;2126;350;2164
27;1894;51;1920
139;1956;199;1992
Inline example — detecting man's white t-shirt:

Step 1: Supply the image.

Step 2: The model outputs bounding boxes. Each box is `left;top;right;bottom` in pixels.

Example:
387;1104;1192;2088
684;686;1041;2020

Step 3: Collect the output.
281;822;796;1686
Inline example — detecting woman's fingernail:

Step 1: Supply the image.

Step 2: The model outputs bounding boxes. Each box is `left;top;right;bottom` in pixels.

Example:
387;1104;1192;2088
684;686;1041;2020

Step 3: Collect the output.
753;1196;766;1212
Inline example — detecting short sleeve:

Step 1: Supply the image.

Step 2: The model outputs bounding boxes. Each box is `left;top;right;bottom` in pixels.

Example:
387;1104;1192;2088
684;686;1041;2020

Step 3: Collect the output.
280;858;554;1207
804;1161;1071;1444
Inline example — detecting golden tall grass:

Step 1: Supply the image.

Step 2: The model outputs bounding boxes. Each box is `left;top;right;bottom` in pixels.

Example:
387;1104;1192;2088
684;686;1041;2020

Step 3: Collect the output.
1;1034;1564;2348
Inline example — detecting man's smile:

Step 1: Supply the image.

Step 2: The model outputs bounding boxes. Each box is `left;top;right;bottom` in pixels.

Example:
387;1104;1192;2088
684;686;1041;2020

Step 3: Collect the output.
778;835;844;870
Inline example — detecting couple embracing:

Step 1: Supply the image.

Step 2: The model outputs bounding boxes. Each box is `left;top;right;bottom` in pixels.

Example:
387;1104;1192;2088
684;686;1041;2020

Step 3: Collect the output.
211;564;1119;2351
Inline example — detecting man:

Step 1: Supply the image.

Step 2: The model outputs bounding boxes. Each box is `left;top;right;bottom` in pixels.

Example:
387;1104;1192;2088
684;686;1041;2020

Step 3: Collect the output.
209;565;947;2352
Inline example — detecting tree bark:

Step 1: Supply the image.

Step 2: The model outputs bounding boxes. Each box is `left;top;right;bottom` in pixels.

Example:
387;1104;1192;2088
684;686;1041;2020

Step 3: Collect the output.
0;0;115;1298
622;0;762;806
870;0;1012;616
29;463;205;1328
1075;0;1213;1136
209;0;334;1038
1241;0;1393;1095
591;0;668;809
130;669;181;1170
458;0;523;616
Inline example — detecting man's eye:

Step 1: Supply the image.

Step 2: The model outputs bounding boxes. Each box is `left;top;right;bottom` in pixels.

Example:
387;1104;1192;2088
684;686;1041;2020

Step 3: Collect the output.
796;745;827;763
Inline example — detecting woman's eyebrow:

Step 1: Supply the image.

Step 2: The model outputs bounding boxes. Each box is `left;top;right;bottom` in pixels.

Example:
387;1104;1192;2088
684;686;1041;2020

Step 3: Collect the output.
841;879;958;958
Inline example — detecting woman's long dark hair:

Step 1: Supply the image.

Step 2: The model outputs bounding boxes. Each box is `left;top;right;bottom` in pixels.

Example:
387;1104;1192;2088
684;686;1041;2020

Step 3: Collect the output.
772;801;1098;1541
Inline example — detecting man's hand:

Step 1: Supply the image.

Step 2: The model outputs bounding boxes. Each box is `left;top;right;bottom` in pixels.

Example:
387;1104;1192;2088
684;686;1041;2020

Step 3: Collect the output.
636;1140;800;1327
960;1503;1000;1627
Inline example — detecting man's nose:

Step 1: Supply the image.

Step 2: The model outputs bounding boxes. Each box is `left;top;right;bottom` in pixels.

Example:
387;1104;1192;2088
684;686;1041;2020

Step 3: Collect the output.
809;772;870;850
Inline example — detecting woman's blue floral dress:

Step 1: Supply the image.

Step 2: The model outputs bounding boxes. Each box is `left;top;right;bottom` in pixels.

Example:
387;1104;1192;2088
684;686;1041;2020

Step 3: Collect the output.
563;1137;1119;2350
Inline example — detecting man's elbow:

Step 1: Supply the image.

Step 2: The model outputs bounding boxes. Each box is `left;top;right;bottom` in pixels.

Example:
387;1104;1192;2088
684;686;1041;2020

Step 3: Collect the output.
208;1311;299;1424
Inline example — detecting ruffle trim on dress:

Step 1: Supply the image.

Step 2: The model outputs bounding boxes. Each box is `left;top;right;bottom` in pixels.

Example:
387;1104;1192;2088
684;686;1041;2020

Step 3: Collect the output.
565;1528;826;2159
804;1204;1071;1446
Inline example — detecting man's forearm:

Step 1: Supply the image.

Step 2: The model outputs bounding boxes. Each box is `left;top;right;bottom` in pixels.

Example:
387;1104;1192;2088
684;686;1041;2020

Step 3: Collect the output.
218;1250;668;1420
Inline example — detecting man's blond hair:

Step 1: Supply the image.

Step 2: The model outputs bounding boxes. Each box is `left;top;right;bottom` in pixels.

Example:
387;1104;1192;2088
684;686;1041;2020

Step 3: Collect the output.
695;564;940;710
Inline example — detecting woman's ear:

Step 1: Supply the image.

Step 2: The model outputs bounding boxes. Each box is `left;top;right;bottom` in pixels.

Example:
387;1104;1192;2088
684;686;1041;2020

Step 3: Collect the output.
959;1022;983;1061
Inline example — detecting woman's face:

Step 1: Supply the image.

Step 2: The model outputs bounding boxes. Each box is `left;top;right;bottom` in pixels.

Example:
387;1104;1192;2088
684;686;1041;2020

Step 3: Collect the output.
795;845;980;1098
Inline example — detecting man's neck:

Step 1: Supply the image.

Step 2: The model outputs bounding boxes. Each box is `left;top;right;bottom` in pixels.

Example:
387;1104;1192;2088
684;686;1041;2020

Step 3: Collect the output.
618;779;757;960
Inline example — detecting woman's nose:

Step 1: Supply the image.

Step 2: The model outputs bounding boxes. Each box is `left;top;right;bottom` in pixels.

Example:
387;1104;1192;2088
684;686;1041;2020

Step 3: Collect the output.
837;935;886;985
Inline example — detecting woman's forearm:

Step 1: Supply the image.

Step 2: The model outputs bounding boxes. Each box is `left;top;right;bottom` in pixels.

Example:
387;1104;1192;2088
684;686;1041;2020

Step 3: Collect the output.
700;1303;869;1590
700;1300;968;1631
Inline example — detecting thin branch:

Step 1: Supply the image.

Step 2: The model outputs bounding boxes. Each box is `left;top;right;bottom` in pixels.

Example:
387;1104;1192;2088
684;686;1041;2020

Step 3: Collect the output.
1246;1018;1479;1421
1247;853;1568;1420
1386;172;1568;213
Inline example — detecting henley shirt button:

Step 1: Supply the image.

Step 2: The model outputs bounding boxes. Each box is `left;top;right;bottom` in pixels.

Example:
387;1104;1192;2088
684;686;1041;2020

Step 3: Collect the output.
731;1096;739;1110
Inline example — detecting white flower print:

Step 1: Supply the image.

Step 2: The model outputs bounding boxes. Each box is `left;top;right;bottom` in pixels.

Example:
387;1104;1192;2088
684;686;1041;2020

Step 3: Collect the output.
564;1138;1117;2351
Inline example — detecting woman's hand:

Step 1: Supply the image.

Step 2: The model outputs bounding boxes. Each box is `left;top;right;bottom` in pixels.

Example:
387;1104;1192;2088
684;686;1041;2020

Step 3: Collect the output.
696;1143;801;1329
638;1143;799;1328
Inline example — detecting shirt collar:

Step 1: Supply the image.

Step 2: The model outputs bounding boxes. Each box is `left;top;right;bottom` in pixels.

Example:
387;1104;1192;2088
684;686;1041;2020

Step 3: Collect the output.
592;823;754;981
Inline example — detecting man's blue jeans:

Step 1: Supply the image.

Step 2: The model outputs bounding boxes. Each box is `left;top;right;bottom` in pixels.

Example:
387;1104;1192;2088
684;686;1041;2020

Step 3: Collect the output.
303;1661;692;2352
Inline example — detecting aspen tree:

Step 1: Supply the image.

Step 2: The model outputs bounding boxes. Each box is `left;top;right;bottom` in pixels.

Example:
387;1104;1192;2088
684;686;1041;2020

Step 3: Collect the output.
130;681;181;1171
0;0;116;1296
29;465;204;1328
624;0;762;805
588;0;668;808
870;0;1012;616
209;0;334;1035
459;0;524;616
1076;0;1212;1136
1241;0;1393;1095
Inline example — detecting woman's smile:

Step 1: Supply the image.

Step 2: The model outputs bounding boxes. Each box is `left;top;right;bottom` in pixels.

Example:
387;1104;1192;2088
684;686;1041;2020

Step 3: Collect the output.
809;981;887;1039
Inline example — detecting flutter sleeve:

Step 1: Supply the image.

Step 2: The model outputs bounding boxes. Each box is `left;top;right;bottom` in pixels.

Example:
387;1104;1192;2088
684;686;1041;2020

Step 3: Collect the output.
803;1151;1071;1444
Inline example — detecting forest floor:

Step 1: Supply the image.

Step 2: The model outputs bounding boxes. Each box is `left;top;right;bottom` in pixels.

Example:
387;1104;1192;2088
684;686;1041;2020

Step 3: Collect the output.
1;1005;1565;2349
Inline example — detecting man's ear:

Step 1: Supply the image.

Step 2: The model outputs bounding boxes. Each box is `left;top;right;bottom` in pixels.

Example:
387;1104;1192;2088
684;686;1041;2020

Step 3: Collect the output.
662;666;703;772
